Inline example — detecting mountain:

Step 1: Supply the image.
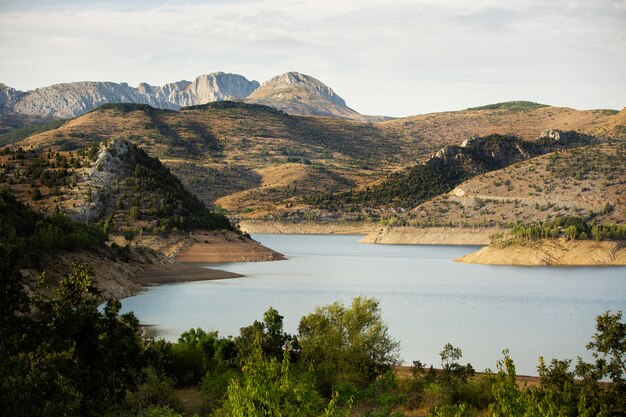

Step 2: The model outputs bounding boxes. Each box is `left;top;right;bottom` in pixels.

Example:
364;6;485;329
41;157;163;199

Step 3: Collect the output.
0;72;259;118
246;72;367;121
0;72;383;122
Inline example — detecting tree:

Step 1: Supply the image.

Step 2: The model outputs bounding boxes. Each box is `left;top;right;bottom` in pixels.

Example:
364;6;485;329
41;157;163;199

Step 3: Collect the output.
1;262;145;417
217;342;349;417
30;187;42;201
298;297;400;392
585;310;626;413
439;343;474;384
236;307;298;363
587;310;626;383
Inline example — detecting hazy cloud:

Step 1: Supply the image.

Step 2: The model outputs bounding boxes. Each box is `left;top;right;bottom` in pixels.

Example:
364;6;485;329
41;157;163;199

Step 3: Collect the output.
0;0;624;116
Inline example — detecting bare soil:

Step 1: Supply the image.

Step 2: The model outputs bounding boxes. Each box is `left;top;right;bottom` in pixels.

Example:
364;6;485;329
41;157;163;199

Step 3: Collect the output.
457;238;626;265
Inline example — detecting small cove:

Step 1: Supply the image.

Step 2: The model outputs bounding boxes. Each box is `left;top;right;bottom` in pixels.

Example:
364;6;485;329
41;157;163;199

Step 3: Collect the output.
120;234;626;375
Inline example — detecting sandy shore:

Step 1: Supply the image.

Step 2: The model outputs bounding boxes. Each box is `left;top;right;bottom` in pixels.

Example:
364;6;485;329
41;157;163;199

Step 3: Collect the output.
174;230;285;263
125;230;284;295
457;238;626;266
238;220;374;235
361;226;503;245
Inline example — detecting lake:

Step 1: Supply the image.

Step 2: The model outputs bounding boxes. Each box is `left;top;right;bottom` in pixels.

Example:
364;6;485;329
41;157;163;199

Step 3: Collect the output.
120;234;626;375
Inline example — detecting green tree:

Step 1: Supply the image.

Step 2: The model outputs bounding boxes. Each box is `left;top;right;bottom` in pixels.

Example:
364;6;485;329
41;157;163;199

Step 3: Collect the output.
30;187;42;201
217;342;349;417
298;297;400;392
1;261;145;417
236;307;298;363
439;343;475;384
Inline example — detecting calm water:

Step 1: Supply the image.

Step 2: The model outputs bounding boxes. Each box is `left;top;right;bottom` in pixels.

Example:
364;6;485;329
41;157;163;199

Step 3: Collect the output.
120;234;626;375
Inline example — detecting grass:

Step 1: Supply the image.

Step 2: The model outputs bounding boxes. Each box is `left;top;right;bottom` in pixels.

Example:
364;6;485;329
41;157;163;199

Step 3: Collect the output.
467;101;549;113
0;118;67;146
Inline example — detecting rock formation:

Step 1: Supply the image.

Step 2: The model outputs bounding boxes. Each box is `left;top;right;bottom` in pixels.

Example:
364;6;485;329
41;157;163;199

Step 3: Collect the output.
0;72;260;118
246;71;365;120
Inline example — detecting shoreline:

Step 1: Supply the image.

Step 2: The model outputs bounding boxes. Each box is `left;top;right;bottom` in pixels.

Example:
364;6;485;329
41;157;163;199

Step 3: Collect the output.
135;263;243;286
457;238;626;266
361;226;502;245
238;219;374;235
126;229;284;297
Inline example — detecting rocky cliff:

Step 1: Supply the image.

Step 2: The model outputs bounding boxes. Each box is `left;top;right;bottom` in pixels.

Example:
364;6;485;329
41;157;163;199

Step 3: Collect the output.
1;72;259;118
0;71;368;121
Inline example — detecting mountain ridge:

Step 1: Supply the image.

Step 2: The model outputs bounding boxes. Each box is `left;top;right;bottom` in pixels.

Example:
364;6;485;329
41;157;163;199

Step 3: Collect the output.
0;71;372;121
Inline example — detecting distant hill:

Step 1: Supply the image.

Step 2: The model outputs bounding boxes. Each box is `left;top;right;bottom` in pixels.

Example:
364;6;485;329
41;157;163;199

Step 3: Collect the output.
8;102;417;213
302;130;598;215
2;99;624;220
467;101;550;112
407;140;626;228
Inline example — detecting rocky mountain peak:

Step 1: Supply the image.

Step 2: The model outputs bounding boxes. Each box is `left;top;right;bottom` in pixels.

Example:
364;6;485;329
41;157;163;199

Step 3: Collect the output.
257;72;347;107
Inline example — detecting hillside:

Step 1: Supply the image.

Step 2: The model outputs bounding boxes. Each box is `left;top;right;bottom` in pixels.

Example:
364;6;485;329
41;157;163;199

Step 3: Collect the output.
408;140;626;227
0;137;286;296
0;188;166;298
9;102;423;214
364;140;626;244
3;100;624;224
379;103;626;143
0;138;232;238
303;131;598;215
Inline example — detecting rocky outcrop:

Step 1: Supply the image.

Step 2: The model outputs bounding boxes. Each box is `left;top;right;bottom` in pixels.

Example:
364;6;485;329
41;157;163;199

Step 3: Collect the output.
0;85;26;110
156;73;260;107
246;72;366;120
1;72;259;118
74;139;134;222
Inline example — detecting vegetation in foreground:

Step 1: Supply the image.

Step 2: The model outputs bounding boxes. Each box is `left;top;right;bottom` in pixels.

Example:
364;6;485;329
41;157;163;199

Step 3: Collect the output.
1;242;625;416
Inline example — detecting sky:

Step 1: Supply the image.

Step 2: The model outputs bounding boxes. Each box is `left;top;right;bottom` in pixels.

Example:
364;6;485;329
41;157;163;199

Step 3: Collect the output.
0;0;625;117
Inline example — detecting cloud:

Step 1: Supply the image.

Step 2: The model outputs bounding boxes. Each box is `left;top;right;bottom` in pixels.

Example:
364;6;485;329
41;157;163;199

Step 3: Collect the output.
0;0;624;116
